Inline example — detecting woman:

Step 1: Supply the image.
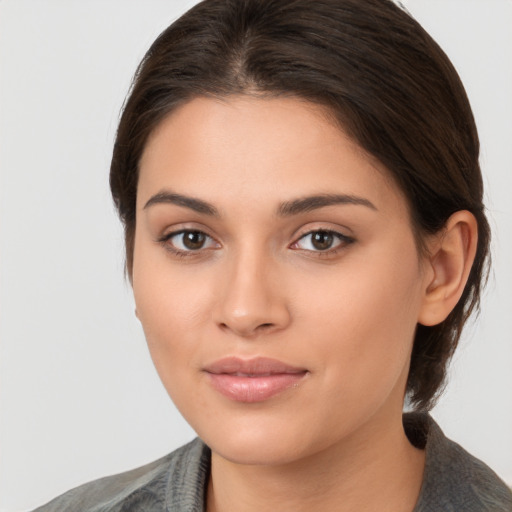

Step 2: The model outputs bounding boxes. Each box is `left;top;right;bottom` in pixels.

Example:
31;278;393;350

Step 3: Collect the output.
33;0;512;510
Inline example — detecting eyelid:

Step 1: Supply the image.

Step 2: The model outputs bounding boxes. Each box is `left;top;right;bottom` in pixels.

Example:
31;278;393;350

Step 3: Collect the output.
157;221;218;243
157;227;221;256
290;228;355;253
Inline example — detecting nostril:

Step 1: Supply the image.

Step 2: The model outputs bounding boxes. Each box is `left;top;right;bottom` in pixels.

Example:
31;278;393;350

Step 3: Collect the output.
217;321;276;336
254;322;275;332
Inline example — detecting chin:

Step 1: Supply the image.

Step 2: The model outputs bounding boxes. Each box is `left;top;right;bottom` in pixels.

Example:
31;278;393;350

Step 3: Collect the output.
209;433;309;466
193;413;331;467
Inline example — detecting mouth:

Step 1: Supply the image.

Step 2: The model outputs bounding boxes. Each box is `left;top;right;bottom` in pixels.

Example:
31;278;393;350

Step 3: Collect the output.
203;357;308;403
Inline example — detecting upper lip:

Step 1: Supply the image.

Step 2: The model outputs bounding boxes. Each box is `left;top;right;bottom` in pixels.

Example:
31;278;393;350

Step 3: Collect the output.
203;357;307;376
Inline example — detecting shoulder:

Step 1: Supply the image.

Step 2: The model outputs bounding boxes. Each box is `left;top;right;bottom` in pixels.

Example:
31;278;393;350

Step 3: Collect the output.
405;413;512;512
32;438;210;512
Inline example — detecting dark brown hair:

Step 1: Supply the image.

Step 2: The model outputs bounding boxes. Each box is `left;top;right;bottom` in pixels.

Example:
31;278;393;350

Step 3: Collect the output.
110;0;490;410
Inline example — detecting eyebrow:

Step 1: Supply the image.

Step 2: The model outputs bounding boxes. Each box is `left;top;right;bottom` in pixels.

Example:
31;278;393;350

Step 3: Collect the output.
277;194;377;216
143;191;219;216
143;191;377;217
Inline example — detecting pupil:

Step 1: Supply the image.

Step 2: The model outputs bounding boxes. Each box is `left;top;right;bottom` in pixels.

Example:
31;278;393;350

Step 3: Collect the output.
183;231;205;250
312;231;333;250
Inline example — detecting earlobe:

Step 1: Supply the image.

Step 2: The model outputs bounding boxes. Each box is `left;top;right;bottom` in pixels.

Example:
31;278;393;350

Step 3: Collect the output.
418;211;478;326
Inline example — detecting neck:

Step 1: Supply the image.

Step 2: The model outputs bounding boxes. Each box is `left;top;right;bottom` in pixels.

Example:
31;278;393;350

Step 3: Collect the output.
206;412;425;512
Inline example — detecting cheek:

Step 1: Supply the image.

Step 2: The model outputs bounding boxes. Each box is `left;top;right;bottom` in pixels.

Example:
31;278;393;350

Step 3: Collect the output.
297;243;423;388
133;264;216;419
132;240;214;359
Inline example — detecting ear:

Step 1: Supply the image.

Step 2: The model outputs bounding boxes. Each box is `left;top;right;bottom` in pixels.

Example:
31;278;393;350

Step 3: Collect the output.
418;210;478;326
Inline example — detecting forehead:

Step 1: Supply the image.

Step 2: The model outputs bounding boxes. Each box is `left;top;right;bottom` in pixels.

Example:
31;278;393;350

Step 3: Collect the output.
137;95;406;216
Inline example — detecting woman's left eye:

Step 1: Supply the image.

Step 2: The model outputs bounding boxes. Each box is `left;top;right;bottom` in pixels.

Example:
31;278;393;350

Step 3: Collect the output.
291;230;353;252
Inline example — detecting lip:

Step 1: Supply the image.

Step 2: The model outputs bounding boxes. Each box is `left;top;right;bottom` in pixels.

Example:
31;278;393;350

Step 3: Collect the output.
203;357;308;403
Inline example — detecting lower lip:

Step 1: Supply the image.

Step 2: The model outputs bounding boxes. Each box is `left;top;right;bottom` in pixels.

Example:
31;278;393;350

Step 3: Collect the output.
206;372;307;403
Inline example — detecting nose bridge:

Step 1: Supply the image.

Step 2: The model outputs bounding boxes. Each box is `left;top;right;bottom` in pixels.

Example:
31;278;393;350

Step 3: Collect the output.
215;241;290;337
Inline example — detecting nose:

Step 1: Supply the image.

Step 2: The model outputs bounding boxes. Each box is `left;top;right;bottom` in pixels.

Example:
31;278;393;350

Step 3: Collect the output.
213;250;291;338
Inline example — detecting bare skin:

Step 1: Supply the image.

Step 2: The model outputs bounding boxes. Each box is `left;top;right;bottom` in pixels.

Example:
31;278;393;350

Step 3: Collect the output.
133;96;477;512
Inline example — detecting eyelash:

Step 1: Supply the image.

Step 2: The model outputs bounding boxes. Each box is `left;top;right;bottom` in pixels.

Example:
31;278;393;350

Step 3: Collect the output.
157;230;219;259
157;228;354;259
290;229;355;256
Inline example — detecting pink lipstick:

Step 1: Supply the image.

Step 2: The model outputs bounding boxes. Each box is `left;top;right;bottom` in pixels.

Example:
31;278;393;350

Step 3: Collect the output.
203;357;307;403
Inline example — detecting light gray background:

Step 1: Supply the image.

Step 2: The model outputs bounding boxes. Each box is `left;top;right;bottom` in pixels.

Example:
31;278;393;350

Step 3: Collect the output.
0;1;511;510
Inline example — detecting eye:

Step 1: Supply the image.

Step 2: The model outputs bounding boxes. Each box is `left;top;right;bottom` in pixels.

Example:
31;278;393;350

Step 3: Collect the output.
161;230;219;252
291;229;353;252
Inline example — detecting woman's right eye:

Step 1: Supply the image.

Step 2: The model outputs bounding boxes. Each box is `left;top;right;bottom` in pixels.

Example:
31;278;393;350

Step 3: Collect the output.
160;230;219;253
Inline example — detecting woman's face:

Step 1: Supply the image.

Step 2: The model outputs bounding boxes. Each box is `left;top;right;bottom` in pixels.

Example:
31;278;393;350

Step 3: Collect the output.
133;96;432;465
